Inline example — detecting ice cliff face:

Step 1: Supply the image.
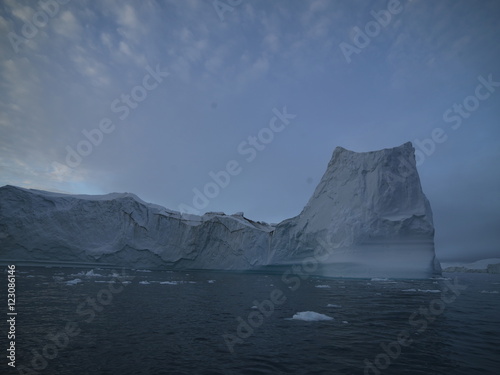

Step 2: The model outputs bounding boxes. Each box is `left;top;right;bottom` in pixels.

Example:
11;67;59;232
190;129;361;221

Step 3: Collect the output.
270;142;439;278
0;142;440;278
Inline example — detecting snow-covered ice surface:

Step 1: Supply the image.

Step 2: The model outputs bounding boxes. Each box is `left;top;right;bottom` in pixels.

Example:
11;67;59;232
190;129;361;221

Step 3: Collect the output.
290;311;334;321
0;143;440;278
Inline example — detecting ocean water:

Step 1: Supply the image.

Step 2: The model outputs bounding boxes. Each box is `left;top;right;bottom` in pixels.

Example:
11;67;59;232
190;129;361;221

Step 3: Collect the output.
2;267;499;374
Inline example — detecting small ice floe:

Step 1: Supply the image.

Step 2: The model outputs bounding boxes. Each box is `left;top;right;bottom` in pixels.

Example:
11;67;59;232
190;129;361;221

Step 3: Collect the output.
289;311;334;321
315;285;331;288
136;269;152;273
327;304;342;308
251;305;258;309
402;289;441;293
480;290;499;294
207;280;216;284
342;321;349;324
71;269;103;277
84;269;103;277
65;278;82;285
158;281;196;285
139;281;151;285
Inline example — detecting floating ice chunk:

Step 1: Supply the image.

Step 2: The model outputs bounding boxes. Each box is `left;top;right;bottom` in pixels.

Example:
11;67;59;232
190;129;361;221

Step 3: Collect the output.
160;281;178;285
207;280;216;283
315;285;331;288
402;289;441;293
419;289;441;293
136;269;152;273
139;281;150;285
480;290;499;294
251;305;258;309
84;269;103;277
327;304;341;308
66;278;82;285
342;321;348;324
290;311;334;321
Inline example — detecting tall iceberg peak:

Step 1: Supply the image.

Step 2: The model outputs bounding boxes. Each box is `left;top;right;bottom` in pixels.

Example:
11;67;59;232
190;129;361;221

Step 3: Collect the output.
0;142;440;278
269;142;439;277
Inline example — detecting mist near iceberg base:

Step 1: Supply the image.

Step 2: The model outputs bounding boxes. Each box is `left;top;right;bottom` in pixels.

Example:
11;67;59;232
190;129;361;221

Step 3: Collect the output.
315;245;438;280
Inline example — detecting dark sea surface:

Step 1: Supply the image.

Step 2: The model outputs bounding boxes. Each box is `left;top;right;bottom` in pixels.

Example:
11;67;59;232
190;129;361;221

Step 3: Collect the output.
1;266;499;375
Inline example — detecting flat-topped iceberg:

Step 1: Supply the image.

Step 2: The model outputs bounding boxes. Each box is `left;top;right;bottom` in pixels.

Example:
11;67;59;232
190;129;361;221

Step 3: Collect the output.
0;142;441;278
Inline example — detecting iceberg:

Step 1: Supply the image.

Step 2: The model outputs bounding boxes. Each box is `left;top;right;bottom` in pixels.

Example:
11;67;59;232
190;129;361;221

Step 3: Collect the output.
442;258;500;274
290;311;334;321
0;142;440;278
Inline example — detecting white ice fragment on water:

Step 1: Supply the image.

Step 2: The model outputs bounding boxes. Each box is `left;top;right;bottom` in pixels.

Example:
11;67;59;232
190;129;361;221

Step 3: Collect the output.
419;289;441;293
342;321;348;324
207;280;215;283
315;285;331;288
160;281;178;285
251;305;258;309
71;269;103;277
84;269;103;277
139;281;150;285
327;304;341;308
290;311;334;321
402;289;441;293
66;278;82;285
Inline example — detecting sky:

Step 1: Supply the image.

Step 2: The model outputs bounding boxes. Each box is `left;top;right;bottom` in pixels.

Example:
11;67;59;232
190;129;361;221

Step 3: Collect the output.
0;0;499;262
